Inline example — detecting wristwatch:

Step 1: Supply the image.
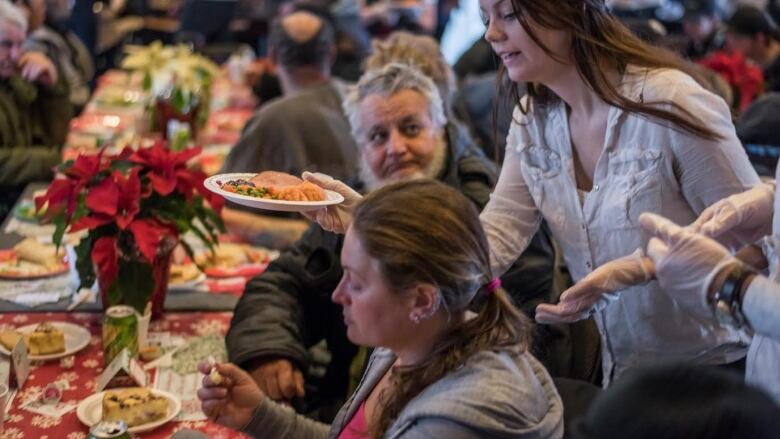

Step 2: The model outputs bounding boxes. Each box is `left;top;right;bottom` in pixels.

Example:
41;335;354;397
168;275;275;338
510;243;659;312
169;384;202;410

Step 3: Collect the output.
712;264;756;328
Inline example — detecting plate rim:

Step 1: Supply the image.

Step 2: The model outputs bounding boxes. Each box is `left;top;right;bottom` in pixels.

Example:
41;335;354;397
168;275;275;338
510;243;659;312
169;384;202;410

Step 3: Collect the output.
204;173;345;212
76;388;183;434
0;321;91;361
0;250;70;280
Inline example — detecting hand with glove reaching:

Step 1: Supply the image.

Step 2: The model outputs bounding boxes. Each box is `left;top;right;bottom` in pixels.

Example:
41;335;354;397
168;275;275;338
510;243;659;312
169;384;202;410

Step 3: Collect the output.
301;172;362;234
535;249;655;324
690;182;775;250
640;212;741;320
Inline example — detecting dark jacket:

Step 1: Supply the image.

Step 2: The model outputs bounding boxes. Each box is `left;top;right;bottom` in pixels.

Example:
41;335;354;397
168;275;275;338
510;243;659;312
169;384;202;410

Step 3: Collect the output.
226;123;561;417
0;74;71;219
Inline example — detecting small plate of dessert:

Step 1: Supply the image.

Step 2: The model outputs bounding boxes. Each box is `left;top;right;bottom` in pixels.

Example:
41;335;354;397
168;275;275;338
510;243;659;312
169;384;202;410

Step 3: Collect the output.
194;243;275;278
77;387;182;433
0;238;69;279
204;171;344;212
0;321;91;361
168;262;206;290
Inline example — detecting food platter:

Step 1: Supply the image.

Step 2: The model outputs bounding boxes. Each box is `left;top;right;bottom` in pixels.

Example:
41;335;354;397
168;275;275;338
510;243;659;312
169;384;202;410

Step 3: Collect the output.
204;173;344;212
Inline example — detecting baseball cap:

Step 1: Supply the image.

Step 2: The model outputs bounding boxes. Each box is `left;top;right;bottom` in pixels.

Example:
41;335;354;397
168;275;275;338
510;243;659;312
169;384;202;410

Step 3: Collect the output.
727;5;780;41
682;0;722;19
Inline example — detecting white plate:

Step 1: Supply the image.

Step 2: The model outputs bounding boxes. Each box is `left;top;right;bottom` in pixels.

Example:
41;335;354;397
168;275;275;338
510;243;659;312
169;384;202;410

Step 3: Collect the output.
77;388;182;434
168;272;207;290
204;173;344;212
0;322;90;361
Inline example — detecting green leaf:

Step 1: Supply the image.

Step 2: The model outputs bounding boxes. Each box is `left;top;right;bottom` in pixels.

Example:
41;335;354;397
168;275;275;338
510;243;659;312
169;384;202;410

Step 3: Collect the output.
56;160;75;173
74;235;96;290
110;257;155;314
52;212;67;249
143;70;152;91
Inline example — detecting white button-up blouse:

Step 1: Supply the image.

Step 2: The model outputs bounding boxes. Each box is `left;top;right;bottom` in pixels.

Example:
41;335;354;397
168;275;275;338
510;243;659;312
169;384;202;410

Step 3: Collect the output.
480;66;760;384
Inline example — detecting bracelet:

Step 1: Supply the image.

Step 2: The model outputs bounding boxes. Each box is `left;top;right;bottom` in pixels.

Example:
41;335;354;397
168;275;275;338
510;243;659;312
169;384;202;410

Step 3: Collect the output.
715;264;757;328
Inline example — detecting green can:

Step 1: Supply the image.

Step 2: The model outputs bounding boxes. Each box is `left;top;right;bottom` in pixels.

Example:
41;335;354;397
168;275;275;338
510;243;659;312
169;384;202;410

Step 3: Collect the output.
88;421;131;438
102;305;138;365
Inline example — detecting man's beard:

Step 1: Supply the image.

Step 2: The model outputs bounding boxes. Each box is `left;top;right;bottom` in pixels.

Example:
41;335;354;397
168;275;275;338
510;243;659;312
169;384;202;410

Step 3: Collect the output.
360;136;448;191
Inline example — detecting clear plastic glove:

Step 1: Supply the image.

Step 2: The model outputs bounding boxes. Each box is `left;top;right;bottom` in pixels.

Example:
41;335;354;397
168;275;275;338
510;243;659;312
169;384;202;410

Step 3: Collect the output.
640;212;738;319
535;249;655;324
301;172;362;234
690;182;775;250
197;361;264;430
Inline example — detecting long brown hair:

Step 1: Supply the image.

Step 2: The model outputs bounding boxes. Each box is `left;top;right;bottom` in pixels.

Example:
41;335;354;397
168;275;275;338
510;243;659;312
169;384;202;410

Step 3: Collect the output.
500;0;721;141
351;179;532;437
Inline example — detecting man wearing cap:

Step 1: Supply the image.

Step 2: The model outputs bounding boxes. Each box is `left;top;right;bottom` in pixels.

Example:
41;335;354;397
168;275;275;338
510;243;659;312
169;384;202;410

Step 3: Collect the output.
727;5;780;92
683;0;727;60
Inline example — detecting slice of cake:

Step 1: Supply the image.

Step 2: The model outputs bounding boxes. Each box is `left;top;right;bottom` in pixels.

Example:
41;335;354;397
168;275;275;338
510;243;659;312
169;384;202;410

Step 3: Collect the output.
102;388;169;427
0;331;22;350
26;322;65;355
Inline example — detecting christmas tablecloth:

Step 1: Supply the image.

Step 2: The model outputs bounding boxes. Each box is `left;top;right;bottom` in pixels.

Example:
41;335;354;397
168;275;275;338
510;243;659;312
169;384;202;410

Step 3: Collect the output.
0;312;249;439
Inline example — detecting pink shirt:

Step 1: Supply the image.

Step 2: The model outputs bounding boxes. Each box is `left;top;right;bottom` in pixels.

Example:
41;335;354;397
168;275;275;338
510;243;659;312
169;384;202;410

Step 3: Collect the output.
338;401;371;439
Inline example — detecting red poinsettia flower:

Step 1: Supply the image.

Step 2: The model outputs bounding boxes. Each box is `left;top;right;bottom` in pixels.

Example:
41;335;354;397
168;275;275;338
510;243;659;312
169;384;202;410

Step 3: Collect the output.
128;218;178;263
43;141;224;316
71;168;143;232
129;141;203;196
92;236;119;287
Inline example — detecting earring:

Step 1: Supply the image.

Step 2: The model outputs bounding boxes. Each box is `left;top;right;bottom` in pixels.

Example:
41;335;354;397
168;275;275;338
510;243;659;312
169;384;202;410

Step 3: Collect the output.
410;313;421;324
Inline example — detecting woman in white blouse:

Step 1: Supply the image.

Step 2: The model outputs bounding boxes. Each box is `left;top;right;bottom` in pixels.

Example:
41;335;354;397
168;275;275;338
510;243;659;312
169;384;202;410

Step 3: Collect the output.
306;0;760;385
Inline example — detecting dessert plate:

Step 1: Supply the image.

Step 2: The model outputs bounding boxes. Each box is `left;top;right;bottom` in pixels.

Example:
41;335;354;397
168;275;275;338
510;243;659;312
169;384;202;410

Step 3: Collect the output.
77;389;182;434
0;322;90;361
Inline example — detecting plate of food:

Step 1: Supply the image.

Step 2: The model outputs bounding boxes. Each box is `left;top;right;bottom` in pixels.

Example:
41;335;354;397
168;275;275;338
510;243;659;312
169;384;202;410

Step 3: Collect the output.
204;171;344;212
195;243;275;278
0;321;91;361
0;238;69;279
77;387;182;434
168;262;206;289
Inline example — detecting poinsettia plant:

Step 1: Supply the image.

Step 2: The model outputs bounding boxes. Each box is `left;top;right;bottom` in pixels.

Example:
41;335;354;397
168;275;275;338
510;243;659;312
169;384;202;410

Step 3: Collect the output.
35;141;225;314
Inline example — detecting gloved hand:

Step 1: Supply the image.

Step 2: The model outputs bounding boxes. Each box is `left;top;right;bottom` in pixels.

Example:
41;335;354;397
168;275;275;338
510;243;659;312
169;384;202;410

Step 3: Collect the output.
640;212;739;319
690;182;775;250
301;172;362;234
535;249;655;324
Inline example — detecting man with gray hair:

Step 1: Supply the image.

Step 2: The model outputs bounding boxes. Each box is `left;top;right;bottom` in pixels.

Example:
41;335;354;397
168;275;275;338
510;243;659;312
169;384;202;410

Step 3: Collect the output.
218;9;359;248
226;63;560;421
0;0;71;221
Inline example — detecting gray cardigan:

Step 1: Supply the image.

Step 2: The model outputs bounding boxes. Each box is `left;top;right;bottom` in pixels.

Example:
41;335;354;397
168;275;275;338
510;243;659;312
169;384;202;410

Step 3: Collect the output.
240;348;564;438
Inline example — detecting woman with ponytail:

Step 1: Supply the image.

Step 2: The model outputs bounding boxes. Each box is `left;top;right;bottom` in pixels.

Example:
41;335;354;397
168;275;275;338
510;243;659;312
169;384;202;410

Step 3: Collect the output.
196;179;563;439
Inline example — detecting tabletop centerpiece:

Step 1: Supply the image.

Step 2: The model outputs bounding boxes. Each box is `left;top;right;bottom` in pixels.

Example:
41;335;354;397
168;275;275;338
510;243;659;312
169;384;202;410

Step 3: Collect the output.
35;141;225;318
121;41;220;140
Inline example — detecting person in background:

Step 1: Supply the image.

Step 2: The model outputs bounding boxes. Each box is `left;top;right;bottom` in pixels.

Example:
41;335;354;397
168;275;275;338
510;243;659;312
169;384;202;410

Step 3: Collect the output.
201;179;564;439
0;0;70;221
570;363;780;439
683;0;727;60
726;5;780;93
219;10;359;249
736;93;780;176
24;0;93;113
357;0;437;37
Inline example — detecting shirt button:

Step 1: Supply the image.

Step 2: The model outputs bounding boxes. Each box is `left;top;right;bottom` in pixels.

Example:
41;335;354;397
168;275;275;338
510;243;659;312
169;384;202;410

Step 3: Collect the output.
593;184;600;191
586;262;592;269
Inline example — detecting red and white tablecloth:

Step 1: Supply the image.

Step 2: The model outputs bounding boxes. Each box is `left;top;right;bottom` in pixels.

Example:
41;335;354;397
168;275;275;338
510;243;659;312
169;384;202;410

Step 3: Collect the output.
0;312;249;439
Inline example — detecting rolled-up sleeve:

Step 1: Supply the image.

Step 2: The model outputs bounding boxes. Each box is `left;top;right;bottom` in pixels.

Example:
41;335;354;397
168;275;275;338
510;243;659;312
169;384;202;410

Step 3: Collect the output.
480;125;542;278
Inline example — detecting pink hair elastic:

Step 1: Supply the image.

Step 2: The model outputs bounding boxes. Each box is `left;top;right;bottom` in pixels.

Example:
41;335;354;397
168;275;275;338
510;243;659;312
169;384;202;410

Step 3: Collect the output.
484;278;501;295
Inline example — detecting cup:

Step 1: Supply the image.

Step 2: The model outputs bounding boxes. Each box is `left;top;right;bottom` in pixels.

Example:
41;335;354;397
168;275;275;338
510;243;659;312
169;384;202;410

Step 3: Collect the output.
0;383;10;433
136;310;152;350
